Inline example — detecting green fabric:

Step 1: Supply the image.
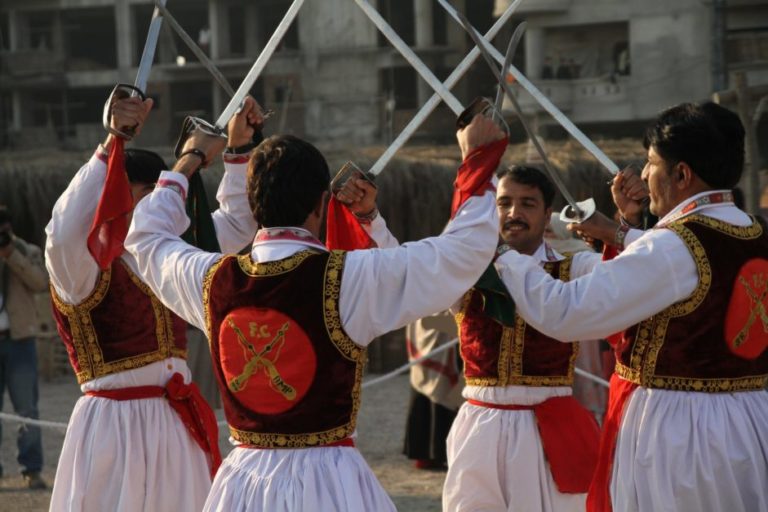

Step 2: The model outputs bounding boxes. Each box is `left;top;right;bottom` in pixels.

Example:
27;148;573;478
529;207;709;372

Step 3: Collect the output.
474;263;516;327
181;172;221;253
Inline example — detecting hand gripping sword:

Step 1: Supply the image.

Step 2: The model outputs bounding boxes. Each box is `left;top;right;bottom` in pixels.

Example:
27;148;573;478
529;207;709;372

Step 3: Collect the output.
173;0;304;159
102;0;169;140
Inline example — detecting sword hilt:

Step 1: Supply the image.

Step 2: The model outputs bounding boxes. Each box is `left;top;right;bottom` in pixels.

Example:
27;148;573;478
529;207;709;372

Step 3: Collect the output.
102;84;146;141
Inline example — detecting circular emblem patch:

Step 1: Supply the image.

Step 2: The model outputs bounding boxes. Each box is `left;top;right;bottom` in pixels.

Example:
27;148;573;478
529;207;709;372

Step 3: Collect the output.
724;258;768;360
219;307;316;414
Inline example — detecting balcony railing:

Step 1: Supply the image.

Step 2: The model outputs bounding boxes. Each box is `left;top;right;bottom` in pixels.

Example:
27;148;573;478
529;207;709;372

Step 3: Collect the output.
0;50;65;77
510;75;629;117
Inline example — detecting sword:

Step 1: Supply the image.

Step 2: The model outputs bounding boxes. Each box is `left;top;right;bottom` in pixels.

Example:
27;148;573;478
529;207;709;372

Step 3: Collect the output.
102;0;168;140
448;6;588;220
494;22;526;117
437;0;620;180
369;0;521;176
153;0;235;97
173;0;304;158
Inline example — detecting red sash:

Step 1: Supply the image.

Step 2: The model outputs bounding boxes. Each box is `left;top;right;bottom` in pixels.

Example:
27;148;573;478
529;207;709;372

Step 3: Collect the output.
86;372;222;478
586;374;638;512
468;395;600;493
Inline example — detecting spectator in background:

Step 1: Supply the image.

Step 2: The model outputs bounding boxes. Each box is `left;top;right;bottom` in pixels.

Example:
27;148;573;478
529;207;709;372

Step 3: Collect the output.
541;57;554;79
403;311;463;470
556;58;572;80
0;205;48;489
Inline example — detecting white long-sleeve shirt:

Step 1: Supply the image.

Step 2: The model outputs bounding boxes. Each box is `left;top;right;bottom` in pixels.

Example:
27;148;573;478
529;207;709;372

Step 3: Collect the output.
45;150;258;305
125;171;499;346
494;190;752;342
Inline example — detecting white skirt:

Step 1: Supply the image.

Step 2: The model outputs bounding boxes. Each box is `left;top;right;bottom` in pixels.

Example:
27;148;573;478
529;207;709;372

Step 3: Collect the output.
612;388;768;512
443;386;586;512
49;359;211;512
203;445;396;512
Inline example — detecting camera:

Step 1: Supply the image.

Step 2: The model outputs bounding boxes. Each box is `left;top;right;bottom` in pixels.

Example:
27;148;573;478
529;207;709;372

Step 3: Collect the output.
0;231;11;248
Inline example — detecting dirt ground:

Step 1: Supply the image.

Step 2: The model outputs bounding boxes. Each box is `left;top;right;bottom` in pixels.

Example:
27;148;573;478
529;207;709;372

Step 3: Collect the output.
0;373;444;512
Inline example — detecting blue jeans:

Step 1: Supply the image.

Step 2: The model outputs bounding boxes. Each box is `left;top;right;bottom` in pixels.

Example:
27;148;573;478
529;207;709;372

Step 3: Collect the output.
0;336;43;475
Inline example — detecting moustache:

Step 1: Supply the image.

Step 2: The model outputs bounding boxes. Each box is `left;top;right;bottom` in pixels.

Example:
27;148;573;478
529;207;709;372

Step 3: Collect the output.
503;220;529;230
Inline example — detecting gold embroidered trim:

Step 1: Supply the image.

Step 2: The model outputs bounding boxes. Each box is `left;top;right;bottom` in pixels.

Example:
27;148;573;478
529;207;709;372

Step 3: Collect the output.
680;214;763;239
323;251;364;362
237;250;319;277
557;258;580;380
51;260;185;384
203;256;232;347
617;364;767;392
635;222;712;385
507;317;523;383
467;375;574;387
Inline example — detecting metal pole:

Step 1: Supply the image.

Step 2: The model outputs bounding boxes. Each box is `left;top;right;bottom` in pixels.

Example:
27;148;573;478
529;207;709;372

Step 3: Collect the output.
734;71;761;213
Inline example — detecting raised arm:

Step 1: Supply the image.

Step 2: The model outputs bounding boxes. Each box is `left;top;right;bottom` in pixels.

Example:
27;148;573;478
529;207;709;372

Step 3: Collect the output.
210;96;262;253
45;96;153;304
339;115;506;345
493;228;698;341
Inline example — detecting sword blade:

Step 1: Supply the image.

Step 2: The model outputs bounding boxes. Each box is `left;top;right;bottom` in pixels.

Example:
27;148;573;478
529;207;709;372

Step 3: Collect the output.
354;0;463;115
447;4;583;217
369;0;522;176
494;21;526;114
438;1;619;176
134;0;169;93
215;0;304;130
154;0;235;97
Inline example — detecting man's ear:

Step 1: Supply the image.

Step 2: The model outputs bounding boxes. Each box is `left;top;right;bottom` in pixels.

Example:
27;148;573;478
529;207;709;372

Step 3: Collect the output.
676;162;694;188
314;191;328;218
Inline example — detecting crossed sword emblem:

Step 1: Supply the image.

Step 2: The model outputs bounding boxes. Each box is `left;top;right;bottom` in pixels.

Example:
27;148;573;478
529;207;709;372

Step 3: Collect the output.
226;318;297;400
732;276;768;348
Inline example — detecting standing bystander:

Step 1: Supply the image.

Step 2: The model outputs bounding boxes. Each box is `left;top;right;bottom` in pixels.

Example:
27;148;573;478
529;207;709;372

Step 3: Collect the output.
0;205;48;489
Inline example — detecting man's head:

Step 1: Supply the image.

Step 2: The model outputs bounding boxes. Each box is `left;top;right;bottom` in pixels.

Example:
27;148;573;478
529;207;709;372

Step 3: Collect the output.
641;102;745;217
496;166;555;256
0;205;12;248
125;149;167;207
247;135;330;235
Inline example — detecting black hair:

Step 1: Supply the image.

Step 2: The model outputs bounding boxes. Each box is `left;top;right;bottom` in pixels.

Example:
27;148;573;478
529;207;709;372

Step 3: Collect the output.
0;205;9;225
643;102;745;189
247;135;330;227
125;148;168;184
496;165;556;208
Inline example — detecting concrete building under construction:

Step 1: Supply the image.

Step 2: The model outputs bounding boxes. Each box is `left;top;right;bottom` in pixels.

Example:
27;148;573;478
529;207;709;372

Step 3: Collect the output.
0;0;766;153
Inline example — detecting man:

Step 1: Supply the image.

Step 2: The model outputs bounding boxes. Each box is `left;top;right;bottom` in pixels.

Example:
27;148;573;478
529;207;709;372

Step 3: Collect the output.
445;167;601;512
0;206;48;489
45;94;259;511
494;102;768;512
125;115;503;510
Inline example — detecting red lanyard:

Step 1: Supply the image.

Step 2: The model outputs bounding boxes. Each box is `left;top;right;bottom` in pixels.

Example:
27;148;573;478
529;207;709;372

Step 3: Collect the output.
253;228;327;251
658;191;734;227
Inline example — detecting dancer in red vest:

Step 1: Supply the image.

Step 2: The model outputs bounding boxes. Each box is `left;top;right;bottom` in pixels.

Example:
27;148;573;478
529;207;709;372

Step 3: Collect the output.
45;94;261;511
495;102;768;512
125;114;503;511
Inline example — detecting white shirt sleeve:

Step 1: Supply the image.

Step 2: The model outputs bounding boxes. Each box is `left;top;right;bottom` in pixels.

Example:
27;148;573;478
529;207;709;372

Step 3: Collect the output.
570;251;602;279
126;172;220;332
339;190;498;345
44;152;106;304
212;161;259;254
363;214;400;249
494;228;698;342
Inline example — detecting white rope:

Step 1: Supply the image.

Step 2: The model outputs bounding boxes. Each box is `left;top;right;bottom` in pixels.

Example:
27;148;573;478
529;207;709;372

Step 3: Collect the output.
362;338;460;389
0;411;69;432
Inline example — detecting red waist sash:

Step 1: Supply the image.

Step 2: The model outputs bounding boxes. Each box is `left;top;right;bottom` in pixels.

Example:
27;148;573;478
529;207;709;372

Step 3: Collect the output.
85;372;222;478
240;437;356;450
586;374;638;512
468;396;600;493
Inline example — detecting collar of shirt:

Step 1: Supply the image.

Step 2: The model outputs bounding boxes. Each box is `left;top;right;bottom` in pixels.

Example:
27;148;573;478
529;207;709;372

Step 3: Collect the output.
532;241;563;263
250;227;328;264
658;189;735;226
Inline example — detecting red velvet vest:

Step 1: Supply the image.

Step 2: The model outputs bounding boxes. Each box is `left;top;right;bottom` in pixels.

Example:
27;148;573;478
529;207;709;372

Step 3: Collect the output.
203;249;366;448
615;215;768;392
51;259;188;384
457;257;579;387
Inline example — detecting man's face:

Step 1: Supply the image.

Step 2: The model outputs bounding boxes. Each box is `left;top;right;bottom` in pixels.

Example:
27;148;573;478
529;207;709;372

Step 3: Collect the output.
496;176;552;256
641;146;677;218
